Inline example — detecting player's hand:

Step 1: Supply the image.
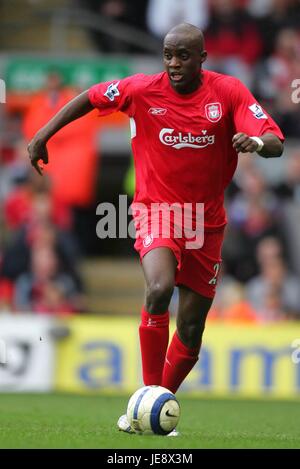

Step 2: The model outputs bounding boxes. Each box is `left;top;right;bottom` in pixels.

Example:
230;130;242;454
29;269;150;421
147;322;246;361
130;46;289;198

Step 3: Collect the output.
232;133;259;153
27;136;49;176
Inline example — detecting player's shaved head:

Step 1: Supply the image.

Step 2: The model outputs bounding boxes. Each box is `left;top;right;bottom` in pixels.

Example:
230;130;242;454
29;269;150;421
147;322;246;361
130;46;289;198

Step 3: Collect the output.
163;23;207;94
164;23;205;53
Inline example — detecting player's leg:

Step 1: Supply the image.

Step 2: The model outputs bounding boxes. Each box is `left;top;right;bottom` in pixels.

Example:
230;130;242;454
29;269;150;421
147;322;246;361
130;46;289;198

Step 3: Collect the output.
161;228;224;393
161;285;212;393
118;245;178;433
139;247;177;385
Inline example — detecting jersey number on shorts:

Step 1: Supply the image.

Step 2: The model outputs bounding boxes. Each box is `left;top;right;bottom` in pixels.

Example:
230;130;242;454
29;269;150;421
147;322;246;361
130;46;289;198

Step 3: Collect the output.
208;263;220;285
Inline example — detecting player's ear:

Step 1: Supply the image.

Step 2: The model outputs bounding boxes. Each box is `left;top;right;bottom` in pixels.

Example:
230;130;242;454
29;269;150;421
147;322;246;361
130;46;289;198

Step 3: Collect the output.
200;50;207;64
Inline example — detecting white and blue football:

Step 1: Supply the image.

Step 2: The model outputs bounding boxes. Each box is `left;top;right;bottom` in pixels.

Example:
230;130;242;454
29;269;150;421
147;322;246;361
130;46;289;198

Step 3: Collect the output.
126;385;180;435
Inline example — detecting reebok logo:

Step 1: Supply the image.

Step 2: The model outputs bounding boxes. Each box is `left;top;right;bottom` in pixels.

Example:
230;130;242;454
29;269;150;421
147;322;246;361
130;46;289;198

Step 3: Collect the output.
159;128;215;149
148;107;167;115
147;318;157;326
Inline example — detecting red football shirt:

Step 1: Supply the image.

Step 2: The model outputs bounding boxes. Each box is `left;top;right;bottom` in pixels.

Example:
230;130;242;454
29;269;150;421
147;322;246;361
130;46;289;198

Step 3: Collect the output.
89;70;284;230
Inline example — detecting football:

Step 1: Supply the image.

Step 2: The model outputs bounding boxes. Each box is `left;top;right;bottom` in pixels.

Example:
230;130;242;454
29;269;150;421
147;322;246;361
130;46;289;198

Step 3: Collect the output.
126;385;180;435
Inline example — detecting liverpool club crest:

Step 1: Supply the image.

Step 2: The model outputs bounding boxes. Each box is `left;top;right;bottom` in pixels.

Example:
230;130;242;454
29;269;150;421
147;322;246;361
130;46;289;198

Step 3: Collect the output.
205;102;222;123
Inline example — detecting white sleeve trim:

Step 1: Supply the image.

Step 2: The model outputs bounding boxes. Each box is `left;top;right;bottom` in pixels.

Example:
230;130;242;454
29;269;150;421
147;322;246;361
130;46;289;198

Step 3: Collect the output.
130;117;136;139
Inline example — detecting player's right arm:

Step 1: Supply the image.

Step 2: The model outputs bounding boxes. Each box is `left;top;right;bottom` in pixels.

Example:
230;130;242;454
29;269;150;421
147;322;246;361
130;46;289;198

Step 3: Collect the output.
28;90;94;175
28;76;138;175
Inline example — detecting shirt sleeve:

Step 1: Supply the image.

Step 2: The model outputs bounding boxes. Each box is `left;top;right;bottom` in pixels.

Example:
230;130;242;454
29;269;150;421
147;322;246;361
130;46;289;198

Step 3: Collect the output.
88;76;136;117
230;78;285;141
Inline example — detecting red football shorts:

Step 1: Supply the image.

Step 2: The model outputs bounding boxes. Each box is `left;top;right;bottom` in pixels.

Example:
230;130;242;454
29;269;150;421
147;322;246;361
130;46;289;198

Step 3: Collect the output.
134;228;225;299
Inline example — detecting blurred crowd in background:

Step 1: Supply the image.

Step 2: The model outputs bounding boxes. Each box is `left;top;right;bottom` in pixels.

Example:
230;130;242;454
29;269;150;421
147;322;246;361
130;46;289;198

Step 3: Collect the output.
0;0;300;322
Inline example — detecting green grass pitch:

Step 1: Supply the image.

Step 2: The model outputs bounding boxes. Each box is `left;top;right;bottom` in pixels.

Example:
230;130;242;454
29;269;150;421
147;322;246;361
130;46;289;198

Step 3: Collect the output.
0;393;299;449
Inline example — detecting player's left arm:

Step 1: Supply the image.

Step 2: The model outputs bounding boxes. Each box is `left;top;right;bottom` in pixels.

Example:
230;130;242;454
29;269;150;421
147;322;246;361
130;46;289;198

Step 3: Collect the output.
230;77;284;158
232;132;283;158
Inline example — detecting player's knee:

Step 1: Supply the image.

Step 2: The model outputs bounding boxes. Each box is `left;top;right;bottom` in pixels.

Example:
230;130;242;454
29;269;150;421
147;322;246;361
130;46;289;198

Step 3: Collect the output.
145;281;174;314
177;317;205;349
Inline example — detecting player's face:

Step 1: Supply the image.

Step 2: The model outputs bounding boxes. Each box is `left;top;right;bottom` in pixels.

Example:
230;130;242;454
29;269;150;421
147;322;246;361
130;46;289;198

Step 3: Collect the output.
163;34;207;94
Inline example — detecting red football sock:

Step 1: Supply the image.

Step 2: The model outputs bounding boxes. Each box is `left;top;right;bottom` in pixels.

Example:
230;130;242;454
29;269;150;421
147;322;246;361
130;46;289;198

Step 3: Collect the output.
139;307;169;385
162;331;201;393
